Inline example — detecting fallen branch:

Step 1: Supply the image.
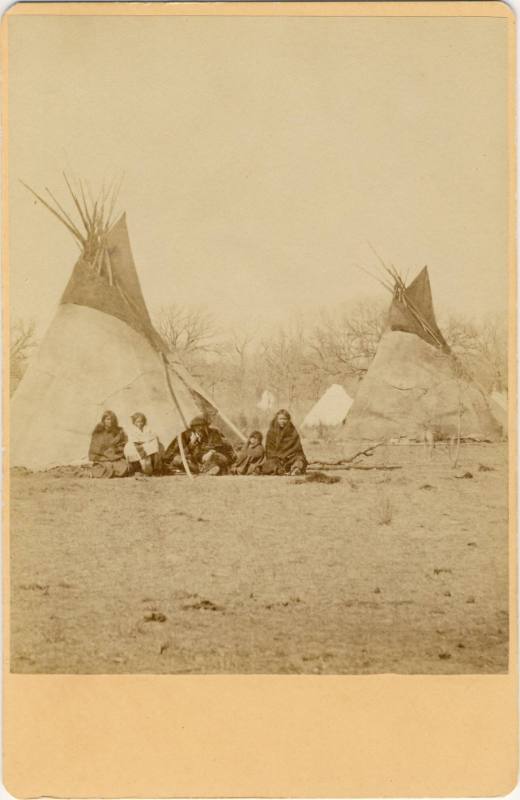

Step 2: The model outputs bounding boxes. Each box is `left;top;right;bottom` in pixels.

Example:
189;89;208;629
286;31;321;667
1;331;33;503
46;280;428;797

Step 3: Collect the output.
307;441;385;468
308;464;402;472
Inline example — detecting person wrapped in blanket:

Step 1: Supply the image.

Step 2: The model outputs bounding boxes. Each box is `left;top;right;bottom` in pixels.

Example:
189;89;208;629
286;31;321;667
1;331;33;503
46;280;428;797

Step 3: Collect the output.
230;431;265;475
261;409;307;476
164;415;235;475
124;412;162;476
88;410;128;478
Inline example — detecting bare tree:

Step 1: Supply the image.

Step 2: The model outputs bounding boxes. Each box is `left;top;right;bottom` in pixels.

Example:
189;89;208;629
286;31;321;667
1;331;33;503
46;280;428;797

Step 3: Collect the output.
444;313;508;393
213;328;258;411
229;328;256;370
154;305;223;358
10;318;37;394
307;299;386;379
260;322;315;406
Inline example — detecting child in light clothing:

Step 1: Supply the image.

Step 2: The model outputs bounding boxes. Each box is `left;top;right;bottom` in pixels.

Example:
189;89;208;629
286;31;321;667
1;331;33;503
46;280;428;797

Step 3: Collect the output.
124;412;160;476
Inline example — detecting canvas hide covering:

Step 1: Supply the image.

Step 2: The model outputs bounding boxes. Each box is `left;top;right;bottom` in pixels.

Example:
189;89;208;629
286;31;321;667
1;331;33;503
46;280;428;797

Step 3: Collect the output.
302;384;353;427
257;390;276;411
10;304;206;469
489;390;508;435
10;214;238;470
342;331;501;441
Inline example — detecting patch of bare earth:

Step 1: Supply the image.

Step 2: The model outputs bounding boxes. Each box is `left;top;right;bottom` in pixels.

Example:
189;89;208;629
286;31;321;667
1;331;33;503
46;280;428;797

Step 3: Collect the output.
10;443;509;674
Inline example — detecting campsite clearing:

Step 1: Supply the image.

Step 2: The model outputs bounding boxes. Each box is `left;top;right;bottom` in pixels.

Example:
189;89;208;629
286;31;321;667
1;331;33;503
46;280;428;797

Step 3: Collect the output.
10;441;509;674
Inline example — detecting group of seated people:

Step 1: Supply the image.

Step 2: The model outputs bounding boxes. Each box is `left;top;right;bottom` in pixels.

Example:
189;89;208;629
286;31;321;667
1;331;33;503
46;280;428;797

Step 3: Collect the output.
88;408;307;479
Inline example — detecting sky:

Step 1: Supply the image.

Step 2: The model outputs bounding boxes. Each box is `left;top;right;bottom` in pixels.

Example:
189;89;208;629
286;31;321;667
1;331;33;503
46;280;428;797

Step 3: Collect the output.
7;12;511;337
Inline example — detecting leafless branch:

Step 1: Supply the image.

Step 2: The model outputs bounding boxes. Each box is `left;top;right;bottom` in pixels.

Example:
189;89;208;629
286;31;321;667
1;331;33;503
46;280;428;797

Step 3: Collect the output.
155;304;223;357
10;318;37;394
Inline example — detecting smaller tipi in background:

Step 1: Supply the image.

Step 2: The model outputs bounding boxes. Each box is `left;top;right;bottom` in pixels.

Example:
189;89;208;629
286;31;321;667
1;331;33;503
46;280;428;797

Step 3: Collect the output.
257;389;276;412
302;384;353;428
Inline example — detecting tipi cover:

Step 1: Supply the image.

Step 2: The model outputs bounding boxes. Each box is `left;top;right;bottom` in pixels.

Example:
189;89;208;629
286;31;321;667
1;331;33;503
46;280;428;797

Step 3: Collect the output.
342;268;501;442
257;389;276;411
11;205;243;470
302;384;353;427
489;390;508;435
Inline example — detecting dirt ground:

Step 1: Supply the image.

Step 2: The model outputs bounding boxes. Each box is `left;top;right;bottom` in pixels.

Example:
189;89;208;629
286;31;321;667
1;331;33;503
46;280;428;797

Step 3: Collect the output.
9;442;509;674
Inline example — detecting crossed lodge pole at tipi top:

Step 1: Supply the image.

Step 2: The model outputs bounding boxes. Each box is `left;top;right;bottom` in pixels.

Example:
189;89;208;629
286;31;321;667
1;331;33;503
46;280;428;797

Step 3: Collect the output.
21;173;124;282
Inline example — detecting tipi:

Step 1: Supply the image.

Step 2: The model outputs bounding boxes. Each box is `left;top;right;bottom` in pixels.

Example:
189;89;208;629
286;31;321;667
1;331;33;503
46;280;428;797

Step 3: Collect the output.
11;179;245;471
489;390;508;435
302;384;353;427
342;267;501;442
257;389;276;411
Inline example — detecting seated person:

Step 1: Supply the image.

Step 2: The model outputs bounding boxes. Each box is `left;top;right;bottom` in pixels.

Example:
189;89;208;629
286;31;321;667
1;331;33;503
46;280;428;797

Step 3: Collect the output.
164;415;235;475
261;409;307;476
231;431;265;475
88;410;128;478
124;412;161;476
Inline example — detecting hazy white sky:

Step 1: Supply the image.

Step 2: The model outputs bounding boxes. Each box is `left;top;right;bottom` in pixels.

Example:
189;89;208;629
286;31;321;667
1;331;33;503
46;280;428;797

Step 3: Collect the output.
7;12;510;336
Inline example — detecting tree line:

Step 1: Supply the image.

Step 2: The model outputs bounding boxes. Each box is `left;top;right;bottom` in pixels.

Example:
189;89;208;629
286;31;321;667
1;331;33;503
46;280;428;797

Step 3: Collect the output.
10;299;508;430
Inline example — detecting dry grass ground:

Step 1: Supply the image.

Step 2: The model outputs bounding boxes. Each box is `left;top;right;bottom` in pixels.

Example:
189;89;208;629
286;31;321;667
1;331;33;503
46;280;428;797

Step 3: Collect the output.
10;442;509;674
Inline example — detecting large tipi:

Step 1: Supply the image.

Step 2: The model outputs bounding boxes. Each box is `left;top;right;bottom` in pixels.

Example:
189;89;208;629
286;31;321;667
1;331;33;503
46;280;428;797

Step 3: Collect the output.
302;384;353;428
342;267;501;442
11;179;245;471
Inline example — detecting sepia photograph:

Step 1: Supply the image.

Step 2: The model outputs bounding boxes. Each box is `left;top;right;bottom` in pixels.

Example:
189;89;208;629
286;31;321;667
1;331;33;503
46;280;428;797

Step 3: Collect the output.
6;3;512;679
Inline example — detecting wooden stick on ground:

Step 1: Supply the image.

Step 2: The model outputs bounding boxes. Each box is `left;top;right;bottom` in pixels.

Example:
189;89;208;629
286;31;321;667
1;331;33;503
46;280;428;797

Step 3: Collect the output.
307;441;385;468
308;464;402;472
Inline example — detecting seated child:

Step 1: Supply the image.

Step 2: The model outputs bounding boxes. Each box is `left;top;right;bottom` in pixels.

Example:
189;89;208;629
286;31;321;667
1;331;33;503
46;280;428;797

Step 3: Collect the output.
124;412;161;476
231;431;265;475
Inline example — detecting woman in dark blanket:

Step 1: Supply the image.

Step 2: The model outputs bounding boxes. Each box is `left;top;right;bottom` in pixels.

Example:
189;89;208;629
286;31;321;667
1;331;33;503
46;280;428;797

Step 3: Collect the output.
231;431;265;475
262;409;307;475
88;410;128;478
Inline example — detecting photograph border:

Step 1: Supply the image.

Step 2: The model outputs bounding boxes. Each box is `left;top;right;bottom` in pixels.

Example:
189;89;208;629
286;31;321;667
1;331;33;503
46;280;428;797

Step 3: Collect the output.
2;3;517;796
